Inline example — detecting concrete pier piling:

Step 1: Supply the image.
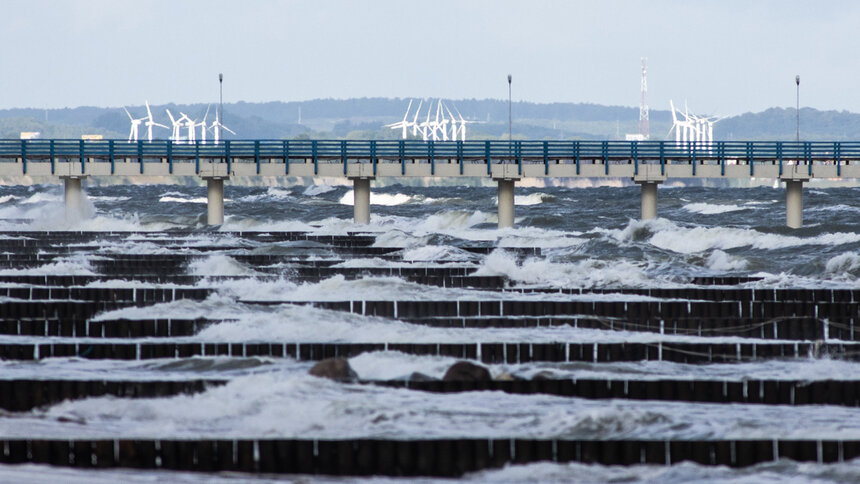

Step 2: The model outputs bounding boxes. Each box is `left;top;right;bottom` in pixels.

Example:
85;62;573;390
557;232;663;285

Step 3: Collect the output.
785;179;804;229
638;181;659;220
497;179;515;229
206;178;225;225
62;177;84;220
352;178;371;224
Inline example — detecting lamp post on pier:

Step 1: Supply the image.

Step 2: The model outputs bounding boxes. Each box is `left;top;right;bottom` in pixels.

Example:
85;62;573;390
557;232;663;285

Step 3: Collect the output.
507;74;512;144
795;75;800;142
219;73;224;142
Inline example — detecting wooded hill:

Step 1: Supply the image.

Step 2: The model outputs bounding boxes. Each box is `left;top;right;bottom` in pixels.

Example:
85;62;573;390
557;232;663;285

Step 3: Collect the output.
0;99;857;141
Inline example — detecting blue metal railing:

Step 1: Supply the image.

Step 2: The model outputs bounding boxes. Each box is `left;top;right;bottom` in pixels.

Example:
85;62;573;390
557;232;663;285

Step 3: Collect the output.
1;139;858;176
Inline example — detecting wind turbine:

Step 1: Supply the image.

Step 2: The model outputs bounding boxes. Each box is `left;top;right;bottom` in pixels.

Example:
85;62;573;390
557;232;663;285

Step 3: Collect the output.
436;100;449;141
410;99;424;138
179;112;196;144
195;105;211;144
123;107;146;142
667;100;695;148
444;104;459;141
703;115;725;150
385;99;413;139
210;111;235;144
144;101;168;141
418;104;433;141
452;105;473;141
165;109;183;142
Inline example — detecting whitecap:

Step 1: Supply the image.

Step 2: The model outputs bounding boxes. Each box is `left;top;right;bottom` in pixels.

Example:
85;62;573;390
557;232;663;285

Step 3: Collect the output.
602;219;860;254
188;254;260;276
514;192;556;206
473;250;654;288
825;252;860;277
303;184;337;196
158;196;208;204
339;190;414;206
683;202;746;215
706;249;748;271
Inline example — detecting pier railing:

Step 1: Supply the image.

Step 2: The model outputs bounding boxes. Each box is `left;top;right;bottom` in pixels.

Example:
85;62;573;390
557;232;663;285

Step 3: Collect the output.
1;139;859;177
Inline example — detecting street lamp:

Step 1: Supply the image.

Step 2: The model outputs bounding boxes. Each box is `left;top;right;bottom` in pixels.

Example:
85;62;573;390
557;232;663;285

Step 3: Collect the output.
795;75;800;142
507;74;512;144
218;73;224;140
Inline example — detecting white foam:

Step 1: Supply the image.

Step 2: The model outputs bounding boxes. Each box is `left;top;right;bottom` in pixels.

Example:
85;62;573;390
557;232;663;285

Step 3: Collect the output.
0;195;19;204
497;226;586;249
0;255;97;276
474;250;656;288
11;371;860;440
683;202;746;215
219;217;315;232
825;252;860;277
339;190;416;206
88;196;131;202
602;218;860;254
808;203;860;213
303;184;336;196
706;250;748;271
401;245;477;262
235;188;292;203
331;257;401;268
187;255;260;276
158;196;208;204
514;192;556;206
19;192;63;204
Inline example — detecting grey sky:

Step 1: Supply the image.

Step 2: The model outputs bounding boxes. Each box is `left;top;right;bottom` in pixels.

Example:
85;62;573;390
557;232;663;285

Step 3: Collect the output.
2;0;858;116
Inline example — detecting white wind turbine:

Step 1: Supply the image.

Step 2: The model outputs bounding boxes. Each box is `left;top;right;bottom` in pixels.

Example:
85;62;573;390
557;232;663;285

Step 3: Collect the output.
452;105;474;141
179;112;196;144
435;100;449;141
165;109;184;142
123;107;146;142
418;105;433;141
444;104;459;141
209;111;235;144
144;101;168;141
703;115;725;150
386;99;413;139
668;100;695;148
195;105;211;144
410;99;424;138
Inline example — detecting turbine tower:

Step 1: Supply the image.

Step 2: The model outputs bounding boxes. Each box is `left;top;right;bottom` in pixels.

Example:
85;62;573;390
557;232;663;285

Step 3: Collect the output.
179;112;196;144
196;105;211;144
385;99;413;139
165;109;183;142
123;107;146;142
144;101;168;142
210;111;235;144
639;58;649;140
410;100;424;138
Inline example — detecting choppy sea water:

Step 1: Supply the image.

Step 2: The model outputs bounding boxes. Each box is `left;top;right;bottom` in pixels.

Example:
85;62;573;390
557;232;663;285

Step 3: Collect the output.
0;180;859;482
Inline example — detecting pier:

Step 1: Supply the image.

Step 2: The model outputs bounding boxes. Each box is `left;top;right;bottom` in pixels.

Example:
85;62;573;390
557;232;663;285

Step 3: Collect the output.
3;139;860;228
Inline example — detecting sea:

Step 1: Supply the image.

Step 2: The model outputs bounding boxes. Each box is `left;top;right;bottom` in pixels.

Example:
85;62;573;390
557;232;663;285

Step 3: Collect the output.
0;179;859;483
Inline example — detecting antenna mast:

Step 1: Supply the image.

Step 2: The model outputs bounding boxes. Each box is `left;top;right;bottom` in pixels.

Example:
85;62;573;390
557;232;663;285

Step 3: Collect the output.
639;58;650;140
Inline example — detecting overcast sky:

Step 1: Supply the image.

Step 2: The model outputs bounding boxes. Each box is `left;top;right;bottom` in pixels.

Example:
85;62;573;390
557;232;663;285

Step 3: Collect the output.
2;0;858;116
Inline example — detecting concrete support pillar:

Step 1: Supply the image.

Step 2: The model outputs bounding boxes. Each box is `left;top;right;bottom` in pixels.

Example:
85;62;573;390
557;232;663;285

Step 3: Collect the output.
639;181;658;220
63;177;84;220
353;177;371;224
497;179;515;229
785;179;804;229
206;178;224;225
